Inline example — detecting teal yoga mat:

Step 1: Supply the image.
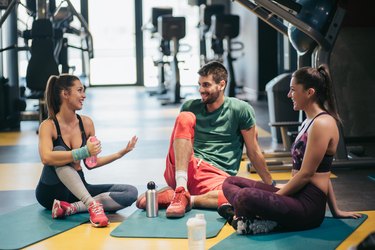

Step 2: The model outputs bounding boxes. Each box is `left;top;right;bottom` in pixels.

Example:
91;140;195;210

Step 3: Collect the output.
210;214;367;250
111;208;226;238
368;175;375;182
0;203;89;250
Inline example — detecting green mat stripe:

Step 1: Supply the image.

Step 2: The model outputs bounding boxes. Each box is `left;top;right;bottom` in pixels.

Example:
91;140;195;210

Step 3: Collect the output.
0;203;89;250
111;208;226;238
210;214;367;250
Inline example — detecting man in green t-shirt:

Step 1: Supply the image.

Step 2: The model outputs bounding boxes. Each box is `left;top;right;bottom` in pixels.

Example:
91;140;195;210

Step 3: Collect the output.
137;61;274;218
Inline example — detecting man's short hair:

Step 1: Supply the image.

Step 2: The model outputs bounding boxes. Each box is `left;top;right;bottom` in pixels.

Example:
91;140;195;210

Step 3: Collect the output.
198;61;228;84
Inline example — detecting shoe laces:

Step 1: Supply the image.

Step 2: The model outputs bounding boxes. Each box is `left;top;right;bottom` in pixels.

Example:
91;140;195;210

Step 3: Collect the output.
171;188;185;204
90;202;104;215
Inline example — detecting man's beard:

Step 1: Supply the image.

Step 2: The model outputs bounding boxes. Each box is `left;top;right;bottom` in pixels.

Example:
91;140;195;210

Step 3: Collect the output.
201;91;220;104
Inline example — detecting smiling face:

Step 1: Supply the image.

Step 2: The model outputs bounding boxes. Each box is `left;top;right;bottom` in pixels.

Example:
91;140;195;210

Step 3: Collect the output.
288;77;309;111
63;80;86;111
198;74;224;105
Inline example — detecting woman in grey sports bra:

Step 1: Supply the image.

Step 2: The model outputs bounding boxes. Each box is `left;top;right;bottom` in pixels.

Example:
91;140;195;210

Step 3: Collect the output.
218;65;361;234
35;74;138;228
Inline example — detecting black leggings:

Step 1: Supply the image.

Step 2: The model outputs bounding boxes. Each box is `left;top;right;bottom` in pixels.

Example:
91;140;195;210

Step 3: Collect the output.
35;166;137;211
223;176;327;231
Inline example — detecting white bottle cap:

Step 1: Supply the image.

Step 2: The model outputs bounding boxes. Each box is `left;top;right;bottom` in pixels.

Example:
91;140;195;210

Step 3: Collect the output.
196;214;205;220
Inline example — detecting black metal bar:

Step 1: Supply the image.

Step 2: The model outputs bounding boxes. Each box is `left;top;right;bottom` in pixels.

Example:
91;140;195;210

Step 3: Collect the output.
80;0;88;25
135;0;144;86
65;0;93;58
332;158;375;169
234;0;288;36
255;0;330;49
272;0;302;14
0;0;18;28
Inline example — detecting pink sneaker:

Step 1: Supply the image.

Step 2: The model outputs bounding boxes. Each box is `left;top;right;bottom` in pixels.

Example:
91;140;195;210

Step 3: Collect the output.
166;186;191;218
52;199;77;219
88;201;109;228
136;186;175;210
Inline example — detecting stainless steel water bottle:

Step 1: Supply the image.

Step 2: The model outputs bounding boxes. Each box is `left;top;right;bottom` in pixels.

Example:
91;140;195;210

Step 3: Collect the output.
146;181;158;217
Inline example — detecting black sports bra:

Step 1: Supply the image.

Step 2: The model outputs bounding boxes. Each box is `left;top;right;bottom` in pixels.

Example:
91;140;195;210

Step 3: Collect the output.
291;112;333;173
52;114;87;150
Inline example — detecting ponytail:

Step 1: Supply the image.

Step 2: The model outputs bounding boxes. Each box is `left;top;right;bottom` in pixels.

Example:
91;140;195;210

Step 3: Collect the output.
292;65;341;123
45;75;60;119
317;65;341;123
44;74;81;119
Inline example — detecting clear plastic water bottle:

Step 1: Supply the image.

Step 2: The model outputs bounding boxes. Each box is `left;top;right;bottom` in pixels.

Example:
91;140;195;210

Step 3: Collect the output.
146;181;158;217
85;136;98;168
186;214;206;250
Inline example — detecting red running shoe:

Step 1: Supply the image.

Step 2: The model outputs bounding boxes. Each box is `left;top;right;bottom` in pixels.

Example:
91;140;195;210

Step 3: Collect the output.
136;186;174;209
88;201;109;228
52;199;77;219
166;186;191;218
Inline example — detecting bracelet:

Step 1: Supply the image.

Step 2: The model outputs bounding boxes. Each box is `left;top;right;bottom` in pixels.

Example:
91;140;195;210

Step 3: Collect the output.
271;180;277;187
72;146;90;161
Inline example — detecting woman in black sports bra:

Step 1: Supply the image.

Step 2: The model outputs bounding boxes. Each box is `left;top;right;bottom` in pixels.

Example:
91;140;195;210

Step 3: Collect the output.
218;65;361;234
35;74;138;228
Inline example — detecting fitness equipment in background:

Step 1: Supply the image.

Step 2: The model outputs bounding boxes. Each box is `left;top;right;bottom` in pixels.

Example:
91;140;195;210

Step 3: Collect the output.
157;15;186;105
191;2;244;98
24;0;93;124
144;7;192;105
209;14;244;97
25;1;59;123
197;4;225;66
265;0;337;152
234;0;375;170
25;0;93;74
0;0;93;129
240;0;342;170
144;7;173;96
0;0;28;130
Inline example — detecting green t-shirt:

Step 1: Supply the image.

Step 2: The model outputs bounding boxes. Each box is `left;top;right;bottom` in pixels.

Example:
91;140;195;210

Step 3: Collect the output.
181;97;256;175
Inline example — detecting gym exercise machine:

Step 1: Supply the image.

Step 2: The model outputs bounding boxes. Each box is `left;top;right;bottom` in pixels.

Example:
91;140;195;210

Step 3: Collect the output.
191;2;244;98
239;0;341;171
25;0;60;123
143;8;190;105
234;0;375;170
197;4;225;66
157;15;186;105
25;0;93;124
144;7;173;96
197;4;244;97
0;0;26;130
209;13;244;97
0;0;93;129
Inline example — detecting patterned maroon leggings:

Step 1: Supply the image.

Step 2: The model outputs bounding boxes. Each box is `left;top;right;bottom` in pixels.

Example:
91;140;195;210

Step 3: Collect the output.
223;176;327;231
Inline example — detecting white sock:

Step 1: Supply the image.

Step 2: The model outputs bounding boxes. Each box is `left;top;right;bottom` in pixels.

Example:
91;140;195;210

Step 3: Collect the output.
190;196;195;208
71;201;87;213
175;170;188;190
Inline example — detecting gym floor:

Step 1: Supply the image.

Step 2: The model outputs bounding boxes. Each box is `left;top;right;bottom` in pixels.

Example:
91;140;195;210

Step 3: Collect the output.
0;86;374;249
